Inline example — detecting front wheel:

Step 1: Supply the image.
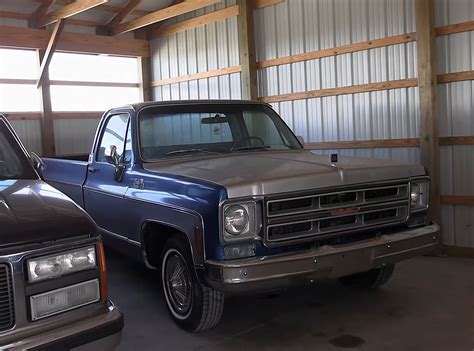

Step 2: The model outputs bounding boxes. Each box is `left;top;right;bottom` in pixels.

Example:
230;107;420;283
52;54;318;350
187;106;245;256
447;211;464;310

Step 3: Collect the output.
161;237;224;332
339;264;395;289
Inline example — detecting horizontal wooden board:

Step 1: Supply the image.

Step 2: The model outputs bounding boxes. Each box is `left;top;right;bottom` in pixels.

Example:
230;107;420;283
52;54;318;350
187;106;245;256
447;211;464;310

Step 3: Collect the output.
305;138;420;150
2;112;41;121
439;136;474;145
0;25;150;57
254;0;285;9
435;20;474;36
259;78;419;103
257;33;416;69
444;245;474;258
437;70;474;84
150;6;239;38
53;112;103;119
151;65;242;86
441;196;474;206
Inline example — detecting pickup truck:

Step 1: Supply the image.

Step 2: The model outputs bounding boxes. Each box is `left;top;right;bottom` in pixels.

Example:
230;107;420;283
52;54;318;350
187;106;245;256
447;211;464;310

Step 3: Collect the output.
41;100;440;332
0;115;123;349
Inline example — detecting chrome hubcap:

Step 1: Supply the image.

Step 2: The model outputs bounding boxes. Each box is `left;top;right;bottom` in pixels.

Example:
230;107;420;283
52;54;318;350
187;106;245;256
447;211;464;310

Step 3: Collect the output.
165;253;192;316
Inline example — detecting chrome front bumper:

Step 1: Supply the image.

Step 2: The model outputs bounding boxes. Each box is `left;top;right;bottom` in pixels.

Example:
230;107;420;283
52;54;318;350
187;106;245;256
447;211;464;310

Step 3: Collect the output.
206;224;440;294
1;302;123;351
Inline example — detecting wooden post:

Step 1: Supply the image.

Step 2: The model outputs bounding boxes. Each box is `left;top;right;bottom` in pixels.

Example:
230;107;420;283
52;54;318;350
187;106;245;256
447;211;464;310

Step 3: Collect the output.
37;49;56;156
415;0;441;226
134;30;152;102
237;0;258;100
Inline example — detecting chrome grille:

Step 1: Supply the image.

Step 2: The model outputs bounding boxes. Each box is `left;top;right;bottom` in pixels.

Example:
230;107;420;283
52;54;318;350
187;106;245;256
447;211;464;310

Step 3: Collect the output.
0;264;14;331
265;183;410;246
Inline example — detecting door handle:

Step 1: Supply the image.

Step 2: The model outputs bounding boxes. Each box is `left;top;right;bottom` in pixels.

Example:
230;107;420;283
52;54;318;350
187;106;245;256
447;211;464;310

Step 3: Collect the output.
88;167;98;173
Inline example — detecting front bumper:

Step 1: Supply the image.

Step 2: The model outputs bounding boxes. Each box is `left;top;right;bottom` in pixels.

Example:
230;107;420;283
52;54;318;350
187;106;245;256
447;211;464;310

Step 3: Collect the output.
1;302;123;351
206;223;440;294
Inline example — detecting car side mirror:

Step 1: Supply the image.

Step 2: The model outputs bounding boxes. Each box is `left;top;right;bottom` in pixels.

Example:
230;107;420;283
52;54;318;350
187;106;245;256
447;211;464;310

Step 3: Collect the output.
104;145;119;165
30;152;44;175
296;136;305;147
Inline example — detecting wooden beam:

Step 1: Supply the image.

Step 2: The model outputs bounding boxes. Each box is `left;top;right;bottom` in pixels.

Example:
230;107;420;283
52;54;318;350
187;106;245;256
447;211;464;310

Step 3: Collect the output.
257;33;416;69
38;0;108;27
37;19;66;88
254;0;285;8
0;11;30;20
107;0;141;27
53;111;103;119
30;0;55;27
237;0;258;100
0;78;139;87
150;6;239;38
441;196;474;206
2;112;42;121
305;139;420;150
151;65;242;86
113;0;220;35
435;20;474;36
437;70;474;84
260;78;418;103
439;136;474;146
416;0;440;225
33;0;151;16
0;25;150;57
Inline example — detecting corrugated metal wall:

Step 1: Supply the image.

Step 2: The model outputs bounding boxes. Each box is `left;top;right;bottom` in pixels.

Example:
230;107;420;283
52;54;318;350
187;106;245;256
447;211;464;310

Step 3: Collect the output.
151;0;241;101
435;0;474;248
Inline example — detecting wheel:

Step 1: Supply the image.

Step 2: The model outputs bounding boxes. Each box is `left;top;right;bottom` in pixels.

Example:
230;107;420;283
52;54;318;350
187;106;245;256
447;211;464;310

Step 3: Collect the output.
161;237;224;332
339;264;395;289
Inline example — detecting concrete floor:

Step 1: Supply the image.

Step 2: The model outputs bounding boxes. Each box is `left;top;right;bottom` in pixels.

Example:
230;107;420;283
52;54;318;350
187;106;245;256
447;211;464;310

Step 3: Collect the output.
106;249;474;351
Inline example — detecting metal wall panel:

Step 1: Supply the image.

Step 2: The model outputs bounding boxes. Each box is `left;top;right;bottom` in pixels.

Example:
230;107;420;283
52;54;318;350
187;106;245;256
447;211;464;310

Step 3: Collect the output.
151;0;240;101
8;119;42;154
53;119;100;156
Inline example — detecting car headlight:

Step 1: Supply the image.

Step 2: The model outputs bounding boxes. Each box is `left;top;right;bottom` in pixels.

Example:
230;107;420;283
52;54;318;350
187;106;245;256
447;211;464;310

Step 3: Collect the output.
410;178;430;212
27;246;97;283
222;201;260;243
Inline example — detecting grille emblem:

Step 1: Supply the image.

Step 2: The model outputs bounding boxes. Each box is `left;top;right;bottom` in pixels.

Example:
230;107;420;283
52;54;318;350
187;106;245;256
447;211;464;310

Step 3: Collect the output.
331;207;361;216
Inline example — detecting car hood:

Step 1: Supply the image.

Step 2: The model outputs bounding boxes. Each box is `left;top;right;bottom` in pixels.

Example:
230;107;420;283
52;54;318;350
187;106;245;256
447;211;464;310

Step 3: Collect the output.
0;179;96;247
143;150;425;198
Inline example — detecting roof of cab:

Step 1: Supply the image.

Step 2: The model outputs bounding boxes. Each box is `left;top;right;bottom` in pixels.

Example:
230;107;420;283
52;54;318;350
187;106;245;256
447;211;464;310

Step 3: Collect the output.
114;99;270;112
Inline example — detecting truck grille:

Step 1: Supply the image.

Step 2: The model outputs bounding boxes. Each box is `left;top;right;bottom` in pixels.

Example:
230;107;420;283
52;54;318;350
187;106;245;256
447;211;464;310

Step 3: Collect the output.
0;264;15;331
265;182;410;246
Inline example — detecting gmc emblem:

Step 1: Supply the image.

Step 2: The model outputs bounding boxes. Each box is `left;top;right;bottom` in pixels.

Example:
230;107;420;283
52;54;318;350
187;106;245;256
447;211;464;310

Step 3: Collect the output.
331;207;361;216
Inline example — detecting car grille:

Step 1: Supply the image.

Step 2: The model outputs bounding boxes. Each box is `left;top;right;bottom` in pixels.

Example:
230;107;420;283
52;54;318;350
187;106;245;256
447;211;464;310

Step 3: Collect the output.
265;182;410;246
0;264;15;331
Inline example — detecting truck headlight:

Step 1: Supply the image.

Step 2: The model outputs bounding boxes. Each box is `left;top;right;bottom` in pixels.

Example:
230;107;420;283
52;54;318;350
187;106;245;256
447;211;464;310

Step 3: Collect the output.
410;178;430;212
222;201;260;243
27;246;97;283
30;279;100;320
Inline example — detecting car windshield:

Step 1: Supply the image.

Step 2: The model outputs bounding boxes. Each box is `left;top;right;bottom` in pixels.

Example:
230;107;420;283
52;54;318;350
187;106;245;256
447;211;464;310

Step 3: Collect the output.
0;119;37;180
138;104;302;161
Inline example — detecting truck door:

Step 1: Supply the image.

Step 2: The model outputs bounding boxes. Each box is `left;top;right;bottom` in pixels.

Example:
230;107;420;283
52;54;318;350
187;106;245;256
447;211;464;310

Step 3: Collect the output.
83;113;132;238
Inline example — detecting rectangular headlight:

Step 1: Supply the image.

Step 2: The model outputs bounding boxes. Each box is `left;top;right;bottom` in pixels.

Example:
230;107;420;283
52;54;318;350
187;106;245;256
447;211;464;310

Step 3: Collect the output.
410;178;430;212
222;201;261;243
30;279;100;321
27;246;97;283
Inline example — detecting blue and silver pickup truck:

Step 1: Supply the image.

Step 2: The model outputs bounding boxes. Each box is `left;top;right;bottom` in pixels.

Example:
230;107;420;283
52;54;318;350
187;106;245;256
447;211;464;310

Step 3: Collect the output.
41;100;440;332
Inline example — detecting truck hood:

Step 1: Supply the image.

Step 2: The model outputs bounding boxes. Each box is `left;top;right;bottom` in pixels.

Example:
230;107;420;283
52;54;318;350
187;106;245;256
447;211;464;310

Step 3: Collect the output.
143;150;425;198
0;179;96;247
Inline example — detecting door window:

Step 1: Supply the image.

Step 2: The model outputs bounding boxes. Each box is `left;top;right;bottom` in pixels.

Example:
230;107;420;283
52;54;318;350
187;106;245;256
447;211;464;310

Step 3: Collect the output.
96;114;129;163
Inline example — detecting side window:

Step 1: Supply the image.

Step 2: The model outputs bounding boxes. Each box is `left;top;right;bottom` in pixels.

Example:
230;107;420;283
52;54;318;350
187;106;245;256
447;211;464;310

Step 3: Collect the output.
97;114;129;163
123;122;132;164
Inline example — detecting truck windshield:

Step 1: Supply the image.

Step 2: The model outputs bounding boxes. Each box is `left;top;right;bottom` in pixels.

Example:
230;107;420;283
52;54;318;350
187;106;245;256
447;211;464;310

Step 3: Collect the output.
138;104;302;161
0;120;37;180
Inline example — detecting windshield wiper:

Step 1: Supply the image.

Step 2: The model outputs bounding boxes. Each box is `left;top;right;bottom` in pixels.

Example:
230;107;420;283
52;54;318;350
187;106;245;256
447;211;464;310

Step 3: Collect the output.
165;148;221;156
232;146;270;152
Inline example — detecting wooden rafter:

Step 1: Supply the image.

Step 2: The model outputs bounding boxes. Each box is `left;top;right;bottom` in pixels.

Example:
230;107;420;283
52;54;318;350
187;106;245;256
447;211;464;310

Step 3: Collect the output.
31;0;56;23
112;0;220;35
107;0;141;27
37;19;66;87
37;0;108;27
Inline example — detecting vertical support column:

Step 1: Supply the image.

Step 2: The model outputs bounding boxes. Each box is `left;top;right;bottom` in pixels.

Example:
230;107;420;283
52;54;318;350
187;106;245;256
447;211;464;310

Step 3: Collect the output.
237;0;258;100
415;0;441;226
135;30;152;102
37;49;56;156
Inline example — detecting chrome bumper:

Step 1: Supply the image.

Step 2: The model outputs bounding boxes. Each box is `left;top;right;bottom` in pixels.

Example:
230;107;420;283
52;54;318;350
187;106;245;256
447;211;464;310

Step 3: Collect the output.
1;303;123;351
206;224;440;294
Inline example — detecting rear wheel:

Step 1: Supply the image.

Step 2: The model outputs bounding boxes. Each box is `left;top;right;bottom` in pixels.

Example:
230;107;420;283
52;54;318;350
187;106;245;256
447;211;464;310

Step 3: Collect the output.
339;264;395;289
161;237;224;332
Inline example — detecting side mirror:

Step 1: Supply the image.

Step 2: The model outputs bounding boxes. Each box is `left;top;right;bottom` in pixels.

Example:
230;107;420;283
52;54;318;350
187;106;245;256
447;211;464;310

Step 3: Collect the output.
30;152;44;175
296;136;305;147
104;145;119;165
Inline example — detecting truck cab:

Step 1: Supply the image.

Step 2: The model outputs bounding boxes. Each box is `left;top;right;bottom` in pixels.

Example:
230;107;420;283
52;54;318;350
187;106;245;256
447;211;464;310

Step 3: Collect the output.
41;100;440;332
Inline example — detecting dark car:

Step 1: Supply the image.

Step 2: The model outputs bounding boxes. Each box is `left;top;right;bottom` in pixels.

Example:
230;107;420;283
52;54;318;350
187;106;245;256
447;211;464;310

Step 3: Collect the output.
0;115;123;350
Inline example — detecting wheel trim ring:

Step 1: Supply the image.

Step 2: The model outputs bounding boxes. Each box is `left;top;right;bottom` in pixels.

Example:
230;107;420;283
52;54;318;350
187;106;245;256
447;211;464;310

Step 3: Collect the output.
162;248;193;320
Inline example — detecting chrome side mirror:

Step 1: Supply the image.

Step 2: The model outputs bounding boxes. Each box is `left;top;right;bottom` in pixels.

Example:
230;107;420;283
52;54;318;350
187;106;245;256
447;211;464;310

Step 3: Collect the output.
296;135;305;147
104;145;119;165
30;152;44;174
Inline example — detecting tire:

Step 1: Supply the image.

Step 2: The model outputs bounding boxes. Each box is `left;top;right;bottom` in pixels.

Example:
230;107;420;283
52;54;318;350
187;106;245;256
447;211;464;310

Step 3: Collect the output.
161;237;224;332
339;264;395;289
